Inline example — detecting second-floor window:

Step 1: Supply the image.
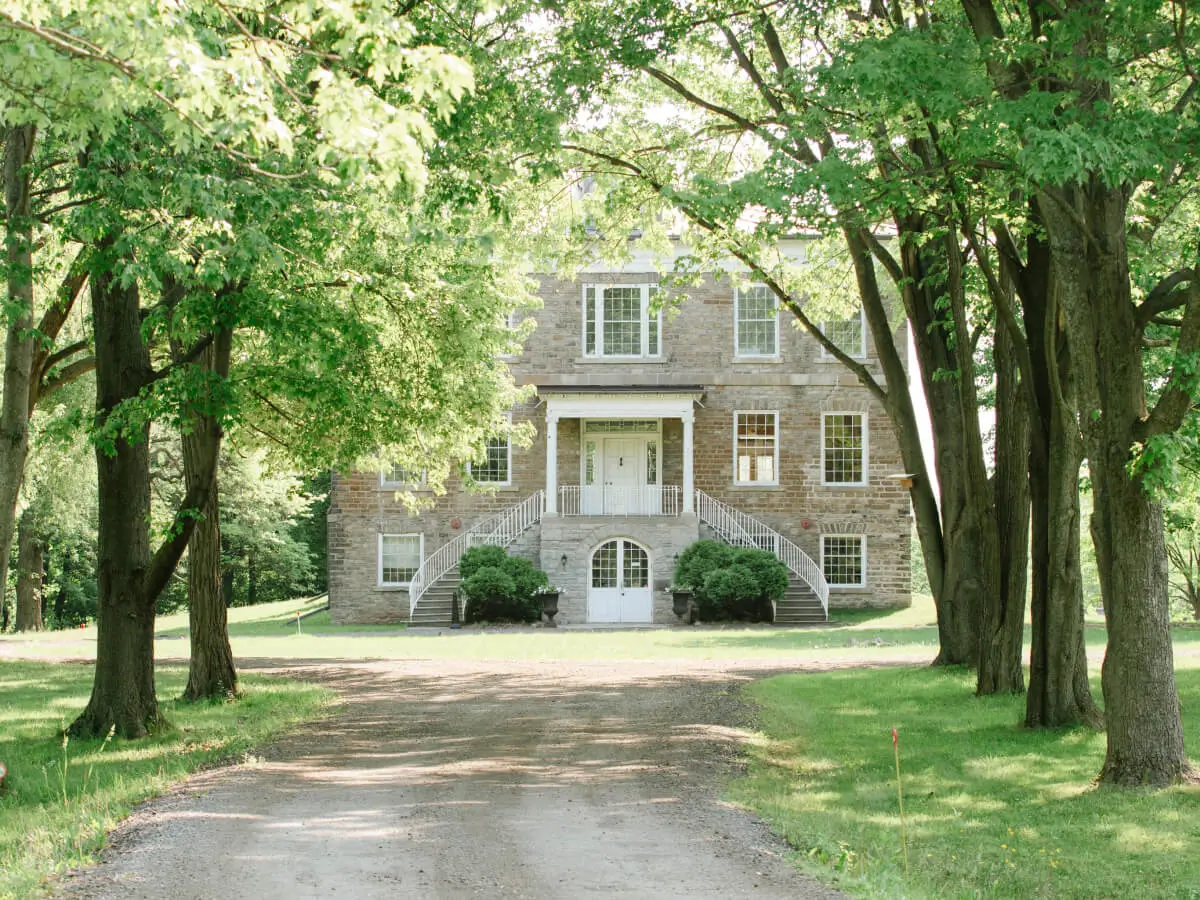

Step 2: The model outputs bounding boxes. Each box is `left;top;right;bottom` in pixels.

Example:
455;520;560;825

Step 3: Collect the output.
822;412;867;486
735;285;779;357
472;435;511;485
734;411;779;485
584;284;662;358
821;306;867;358
381;463;426;487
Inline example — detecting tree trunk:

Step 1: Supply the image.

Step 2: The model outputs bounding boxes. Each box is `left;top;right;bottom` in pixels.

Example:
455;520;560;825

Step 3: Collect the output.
14;508;44;631
1019;222;1101;727
0;124;37;624
899;228;996;666
182;339;237;702
70;253;163;738
248;548;258;607
978;312;1029;694
54;548;69;626
1042;181;1187;784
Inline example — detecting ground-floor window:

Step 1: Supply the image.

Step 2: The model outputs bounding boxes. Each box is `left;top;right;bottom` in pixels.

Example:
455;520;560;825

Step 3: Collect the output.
379;533;423;586
821;534;865;588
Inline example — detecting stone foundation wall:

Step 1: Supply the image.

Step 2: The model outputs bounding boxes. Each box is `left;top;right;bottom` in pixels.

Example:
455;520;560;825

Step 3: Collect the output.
539;515;700;625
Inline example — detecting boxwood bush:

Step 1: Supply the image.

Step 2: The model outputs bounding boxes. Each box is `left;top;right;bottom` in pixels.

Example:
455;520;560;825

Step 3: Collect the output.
673;540;789;621
459;545;549;623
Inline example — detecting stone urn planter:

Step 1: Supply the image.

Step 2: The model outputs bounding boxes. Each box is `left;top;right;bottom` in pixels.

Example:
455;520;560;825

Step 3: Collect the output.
670;589;694;624
539;590;561;627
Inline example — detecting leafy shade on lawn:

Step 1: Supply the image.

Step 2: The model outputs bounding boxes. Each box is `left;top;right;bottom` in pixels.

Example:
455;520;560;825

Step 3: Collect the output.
733;667;1200;899
0;661;332;900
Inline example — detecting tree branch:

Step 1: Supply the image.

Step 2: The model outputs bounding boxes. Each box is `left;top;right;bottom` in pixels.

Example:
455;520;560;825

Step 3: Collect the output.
1135;281;1200;440
36;356;95;407
142;326;233;601
1136;268;1197;325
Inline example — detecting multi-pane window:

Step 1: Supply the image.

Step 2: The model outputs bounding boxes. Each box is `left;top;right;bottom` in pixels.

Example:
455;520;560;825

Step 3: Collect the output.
822;413;866;485
623;542;649;588
821;306;866;358
646;440;658;484
734;412;779;485
735;285;778;357
822;535;865;587
583;284;662;358
381;463;425;487
379;534;422;586
472;435;511;484
591;540;618;588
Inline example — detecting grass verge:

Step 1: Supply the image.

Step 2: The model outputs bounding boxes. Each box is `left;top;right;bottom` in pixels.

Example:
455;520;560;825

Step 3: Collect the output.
0;660;332;899
731;666;1200;899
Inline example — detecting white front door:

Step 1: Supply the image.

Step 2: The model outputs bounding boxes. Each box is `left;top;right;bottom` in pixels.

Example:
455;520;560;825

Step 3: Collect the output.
602;438;643;514
588;539;653;623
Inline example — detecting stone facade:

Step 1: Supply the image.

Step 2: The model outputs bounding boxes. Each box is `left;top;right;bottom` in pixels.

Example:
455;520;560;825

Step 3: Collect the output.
328;249;912;625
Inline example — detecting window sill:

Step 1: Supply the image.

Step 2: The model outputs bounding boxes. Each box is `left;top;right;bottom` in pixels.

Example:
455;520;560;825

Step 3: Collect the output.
828;585;869;592
730;482;783;490
820;482;870;489
575;357;668;365
732;355;782;364
375;585;411;592
380;484;430;491
471;483;519;491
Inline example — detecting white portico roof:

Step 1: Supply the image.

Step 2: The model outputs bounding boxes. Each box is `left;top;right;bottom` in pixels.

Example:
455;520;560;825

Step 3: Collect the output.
538;386;704;420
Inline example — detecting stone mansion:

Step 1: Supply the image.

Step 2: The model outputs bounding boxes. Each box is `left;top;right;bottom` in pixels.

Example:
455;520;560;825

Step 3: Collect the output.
328;243;913;626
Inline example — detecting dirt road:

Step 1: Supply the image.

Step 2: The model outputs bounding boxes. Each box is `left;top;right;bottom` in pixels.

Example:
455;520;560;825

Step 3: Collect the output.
59;658;844;899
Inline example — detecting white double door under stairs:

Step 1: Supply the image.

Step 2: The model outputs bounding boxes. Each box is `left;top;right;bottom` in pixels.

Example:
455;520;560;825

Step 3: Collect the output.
588;539;652;623
582;435;661;515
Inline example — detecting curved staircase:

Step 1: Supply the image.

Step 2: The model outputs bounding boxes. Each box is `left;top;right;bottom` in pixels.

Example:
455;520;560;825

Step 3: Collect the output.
407;492;544;627
695;490;829;625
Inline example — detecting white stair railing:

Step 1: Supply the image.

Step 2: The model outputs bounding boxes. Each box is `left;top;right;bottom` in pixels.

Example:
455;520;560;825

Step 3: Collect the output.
408;491;545;618
694;490;830;619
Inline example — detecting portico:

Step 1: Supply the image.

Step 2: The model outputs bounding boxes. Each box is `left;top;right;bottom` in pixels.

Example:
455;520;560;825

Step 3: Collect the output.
539;387;703;517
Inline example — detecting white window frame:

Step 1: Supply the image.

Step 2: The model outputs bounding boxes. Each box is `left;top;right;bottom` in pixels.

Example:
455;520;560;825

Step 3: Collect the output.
820;306;868;359
378;533;424;587
820;411;869;487
820;534;867;589
582;284;663;359
469;415;513;486
380;464;427;489
732;410;780;486
734;284;780;359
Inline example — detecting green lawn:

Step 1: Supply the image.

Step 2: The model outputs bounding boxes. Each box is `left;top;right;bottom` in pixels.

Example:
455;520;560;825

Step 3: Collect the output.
0;661;333;900
731;666;1200;899
5;593;1200;664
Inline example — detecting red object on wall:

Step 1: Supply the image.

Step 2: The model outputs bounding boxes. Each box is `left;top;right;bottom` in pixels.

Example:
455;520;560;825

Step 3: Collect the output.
451;518;461;530
801;519;811;529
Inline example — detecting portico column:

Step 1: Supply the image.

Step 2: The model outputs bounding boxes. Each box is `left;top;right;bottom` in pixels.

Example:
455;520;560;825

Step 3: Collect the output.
545;413;559;515
682;410;694;514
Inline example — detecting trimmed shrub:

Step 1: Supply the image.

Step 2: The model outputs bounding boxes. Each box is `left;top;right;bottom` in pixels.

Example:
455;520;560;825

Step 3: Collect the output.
462;566;517;623
460;549;551;623
674;540;733;590
674;539;790;622
502;556;549;613
703;565;765;619
459;545;509;580
730;548;790;603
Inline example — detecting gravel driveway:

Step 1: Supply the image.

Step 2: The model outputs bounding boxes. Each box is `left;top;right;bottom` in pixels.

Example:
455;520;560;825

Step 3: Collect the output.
58;658;845;899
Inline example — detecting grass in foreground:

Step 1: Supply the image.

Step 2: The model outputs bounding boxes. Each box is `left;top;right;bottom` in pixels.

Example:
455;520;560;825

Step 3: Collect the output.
0;661;332;900
732;666;1200;899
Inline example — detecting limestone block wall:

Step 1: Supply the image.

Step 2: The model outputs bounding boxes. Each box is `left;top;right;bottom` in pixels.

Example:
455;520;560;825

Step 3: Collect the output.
539;515;700;625
328;263;913;624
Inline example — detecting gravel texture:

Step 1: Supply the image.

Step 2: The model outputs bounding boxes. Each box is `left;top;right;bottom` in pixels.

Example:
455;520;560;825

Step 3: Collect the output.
57;658;847;899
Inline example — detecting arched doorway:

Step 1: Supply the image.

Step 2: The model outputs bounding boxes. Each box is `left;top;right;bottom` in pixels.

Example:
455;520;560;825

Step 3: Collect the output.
588;539;652;623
